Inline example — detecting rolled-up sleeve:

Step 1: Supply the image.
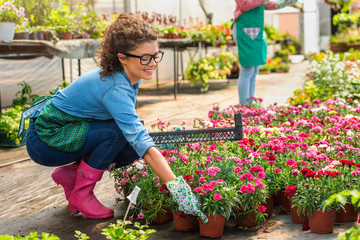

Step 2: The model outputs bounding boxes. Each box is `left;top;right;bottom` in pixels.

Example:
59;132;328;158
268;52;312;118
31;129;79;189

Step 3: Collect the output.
237;0;265;12
101;84;155;157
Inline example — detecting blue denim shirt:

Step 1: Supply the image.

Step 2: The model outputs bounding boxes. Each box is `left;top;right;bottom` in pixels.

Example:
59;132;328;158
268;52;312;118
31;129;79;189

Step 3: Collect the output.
51;67;155;157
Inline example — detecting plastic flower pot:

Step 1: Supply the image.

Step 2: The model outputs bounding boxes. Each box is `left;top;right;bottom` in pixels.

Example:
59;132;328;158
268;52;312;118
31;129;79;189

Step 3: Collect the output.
236;211;256;228
0;22;15;42
154;207;173;224
335;203;358;223
173;211;197;231
14;32;29;40
291;205;308;224
199;214;225;238
272;191;282;207
280;191;291;213
61;32;73;40
264;195;274;217
308;209;335;234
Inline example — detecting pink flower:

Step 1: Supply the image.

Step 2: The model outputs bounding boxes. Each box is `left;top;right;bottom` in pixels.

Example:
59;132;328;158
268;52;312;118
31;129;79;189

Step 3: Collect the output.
258;205;266;212
194;187;205;194
207;167;220;177
138;213;145;219
273;168;281;173
156;183;161;187
250;165;264;173
240;184;248;193
234;167;242;174
257;172;265;178
255;179;265;189
239;173;255;181
267;161;276;165
351;168;360;175
246;183;255;193
199;176;206;183
129;216;134;221
213;194;222;200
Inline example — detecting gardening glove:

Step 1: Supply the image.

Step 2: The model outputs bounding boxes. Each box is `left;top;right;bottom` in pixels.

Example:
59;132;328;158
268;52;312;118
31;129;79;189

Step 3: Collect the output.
166;176;208;223
275;0;297;8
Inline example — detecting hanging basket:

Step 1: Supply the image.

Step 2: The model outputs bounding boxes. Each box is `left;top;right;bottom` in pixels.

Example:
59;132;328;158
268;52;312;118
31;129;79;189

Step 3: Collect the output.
0;22;16;42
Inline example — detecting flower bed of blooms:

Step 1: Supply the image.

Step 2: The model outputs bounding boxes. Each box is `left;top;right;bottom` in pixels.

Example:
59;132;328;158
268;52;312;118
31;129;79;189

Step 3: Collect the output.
292;50;360;105
112;95;360;233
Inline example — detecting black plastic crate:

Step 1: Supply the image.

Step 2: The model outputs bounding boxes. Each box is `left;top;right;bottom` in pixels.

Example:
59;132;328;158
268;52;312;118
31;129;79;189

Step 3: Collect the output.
148;114;243;147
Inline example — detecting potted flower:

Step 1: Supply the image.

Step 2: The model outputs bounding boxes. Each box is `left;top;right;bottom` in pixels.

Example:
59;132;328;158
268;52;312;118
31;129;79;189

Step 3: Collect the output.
113;158;173;224
291;167;343;234
180;142;236;238
48;3;76;40
332;160;360;223
14;24;30;40
0;0;27;42
233;164;268;227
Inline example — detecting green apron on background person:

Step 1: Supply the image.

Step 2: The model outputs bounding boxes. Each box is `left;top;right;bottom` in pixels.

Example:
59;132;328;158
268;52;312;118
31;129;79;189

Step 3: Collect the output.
235;4;267;67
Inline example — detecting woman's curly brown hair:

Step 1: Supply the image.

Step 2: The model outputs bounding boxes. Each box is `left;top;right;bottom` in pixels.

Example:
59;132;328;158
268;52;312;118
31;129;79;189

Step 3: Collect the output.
98;13;158;79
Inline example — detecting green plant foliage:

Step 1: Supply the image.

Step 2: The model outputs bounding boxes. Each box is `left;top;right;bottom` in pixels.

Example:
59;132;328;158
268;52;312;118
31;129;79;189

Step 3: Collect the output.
0;231;60;239
184;51;237;92
323;190;360;240
0;105;28;143
12;81;39;108
101;220;156;240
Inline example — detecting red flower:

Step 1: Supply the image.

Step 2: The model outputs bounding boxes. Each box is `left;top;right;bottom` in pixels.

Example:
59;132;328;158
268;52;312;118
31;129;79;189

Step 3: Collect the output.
300;167;311;176
285;185;297;197
358;216;360;224
183;174;193;180
302;222;310;231
159;184;167;192
306;170;316;178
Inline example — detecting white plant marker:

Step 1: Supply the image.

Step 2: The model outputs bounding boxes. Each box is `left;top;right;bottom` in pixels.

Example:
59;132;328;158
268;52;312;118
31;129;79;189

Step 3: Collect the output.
123;186;141;221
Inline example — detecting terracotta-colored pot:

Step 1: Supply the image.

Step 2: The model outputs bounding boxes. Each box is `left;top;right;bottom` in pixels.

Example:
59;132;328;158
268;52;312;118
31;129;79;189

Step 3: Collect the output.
236;211;257;227
199;214;225;238
308;210;335;234
281;191;291;213
154;208;173;224
264;195;274;217
335;203;358;223
61;32;73;40
291;205;308;224
173;211;197;231
272;191;282;206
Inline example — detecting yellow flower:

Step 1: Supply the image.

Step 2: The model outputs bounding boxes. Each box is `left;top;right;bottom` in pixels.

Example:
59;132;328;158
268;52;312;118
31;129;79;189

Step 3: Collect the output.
328;110;337;115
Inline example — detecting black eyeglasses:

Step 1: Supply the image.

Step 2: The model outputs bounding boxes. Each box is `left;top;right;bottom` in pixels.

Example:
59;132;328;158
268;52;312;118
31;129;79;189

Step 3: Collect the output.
120;51;164;65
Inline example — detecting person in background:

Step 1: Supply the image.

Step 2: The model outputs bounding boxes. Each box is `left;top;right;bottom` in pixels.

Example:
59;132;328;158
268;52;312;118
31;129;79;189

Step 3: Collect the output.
24;13;208;222
233;0;297;105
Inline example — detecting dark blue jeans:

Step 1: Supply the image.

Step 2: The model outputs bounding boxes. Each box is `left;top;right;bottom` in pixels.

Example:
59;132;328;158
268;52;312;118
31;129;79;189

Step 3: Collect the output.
26;120;139;170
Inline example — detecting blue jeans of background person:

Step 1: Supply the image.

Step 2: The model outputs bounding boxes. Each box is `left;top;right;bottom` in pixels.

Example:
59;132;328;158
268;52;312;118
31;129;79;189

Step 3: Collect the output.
232;21;261;105
26;120;140;170
238;66;260;105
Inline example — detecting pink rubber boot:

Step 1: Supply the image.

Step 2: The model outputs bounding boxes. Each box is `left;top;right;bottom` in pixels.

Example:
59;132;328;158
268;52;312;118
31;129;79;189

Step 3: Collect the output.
51;162;79;200
68;160;114;219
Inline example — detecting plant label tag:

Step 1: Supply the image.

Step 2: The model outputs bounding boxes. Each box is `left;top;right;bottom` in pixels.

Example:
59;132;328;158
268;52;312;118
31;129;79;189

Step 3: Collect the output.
127;186;141;205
